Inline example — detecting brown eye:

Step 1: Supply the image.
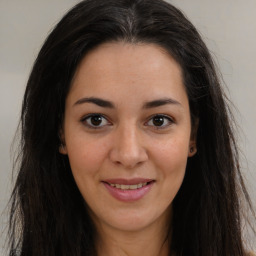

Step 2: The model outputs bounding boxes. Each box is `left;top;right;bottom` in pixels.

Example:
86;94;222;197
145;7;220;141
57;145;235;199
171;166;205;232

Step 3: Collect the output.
90;115;103;126
82;114;110;128
146;114;174;128
152;116;165;126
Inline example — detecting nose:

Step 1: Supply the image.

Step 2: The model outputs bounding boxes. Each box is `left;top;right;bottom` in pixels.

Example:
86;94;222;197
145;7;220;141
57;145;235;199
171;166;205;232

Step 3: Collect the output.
109;124;148;169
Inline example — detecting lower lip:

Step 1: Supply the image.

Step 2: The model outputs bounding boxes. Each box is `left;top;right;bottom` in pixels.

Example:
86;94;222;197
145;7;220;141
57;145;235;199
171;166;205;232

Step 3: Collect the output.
103;182;154;202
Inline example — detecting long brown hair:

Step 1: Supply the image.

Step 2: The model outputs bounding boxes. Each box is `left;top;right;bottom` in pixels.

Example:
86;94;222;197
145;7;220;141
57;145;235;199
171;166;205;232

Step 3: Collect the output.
9;0;255;255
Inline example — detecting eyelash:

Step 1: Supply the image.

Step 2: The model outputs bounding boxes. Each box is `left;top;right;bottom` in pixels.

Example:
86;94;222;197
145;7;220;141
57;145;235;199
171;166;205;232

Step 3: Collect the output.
80;113;111;129
145;114;174;129
80;114;174;130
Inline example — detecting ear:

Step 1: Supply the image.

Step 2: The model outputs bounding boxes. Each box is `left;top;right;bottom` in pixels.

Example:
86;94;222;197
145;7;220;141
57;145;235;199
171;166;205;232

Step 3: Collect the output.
58;130;68;155
188;140;197;157
188;118;199;157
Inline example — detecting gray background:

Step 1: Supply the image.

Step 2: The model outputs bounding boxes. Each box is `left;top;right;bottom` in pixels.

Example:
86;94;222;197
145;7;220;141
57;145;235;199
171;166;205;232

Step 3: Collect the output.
1;0;255;254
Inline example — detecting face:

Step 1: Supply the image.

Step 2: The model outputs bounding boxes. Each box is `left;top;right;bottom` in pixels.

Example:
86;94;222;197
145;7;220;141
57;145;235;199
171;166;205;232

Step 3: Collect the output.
60;42;197;233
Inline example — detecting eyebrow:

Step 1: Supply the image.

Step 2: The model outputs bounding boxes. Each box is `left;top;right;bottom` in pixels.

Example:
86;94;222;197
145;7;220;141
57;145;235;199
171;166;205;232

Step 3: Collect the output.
73;97;115;108
142;98;181;109
73;97;181;109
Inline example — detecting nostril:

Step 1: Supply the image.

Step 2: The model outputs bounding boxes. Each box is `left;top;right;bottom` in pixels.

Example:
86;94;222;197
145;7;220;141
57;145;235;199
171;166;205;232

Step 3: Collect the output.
108;138;148;168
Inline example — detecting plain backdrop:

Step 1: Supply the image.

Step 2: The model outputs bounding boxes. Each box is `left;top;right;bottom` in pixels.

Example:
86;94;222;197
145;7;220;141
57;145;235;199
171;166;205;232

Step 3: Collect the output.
1;0;255;254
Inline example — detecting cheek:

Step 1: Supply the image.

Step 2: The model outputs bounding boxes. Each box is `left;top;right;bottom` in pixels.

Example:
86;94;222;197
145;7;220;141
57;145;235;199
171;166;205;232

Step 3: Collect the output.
151;136;189;197
65;137;109;202
65;134;108;177
153;136;189;169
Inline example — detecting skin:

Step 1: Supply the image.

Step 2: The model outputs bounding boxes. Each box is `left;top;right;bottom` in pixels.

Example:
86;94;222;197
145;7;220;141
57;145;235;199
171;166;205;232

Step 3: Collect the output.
60;42;197;256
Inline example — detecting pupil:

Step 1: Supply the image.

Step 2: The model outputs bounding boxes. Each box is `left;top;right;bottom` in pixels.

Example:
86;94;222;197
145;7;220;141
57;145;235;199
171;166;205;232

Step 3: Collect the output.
153;116;164;126
91;115;102;126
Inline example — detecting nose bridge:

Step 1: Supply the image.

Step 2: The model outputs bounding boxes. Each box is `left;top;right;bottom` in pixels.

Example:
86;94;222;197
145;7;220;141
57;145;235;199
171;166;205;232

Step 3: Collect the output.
109;121;148;168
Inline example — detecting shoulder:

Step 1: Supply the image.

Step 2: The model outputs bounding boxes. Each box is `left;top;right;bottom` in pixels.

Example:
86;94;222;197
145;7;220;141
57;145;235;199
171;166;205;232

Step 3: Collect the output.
247;252;256;256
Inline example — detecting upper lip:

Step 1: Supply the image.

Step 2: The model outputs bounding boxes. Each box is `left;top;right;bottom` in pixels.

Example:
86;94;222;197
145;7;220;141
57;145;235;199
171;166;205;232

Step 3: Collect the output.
102;178;154;185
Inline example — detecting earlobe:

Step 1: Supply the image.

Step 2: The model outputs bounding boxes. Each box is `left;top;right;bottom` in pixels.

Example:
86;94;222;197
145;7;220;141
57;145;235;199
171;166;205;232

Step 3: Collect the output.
59;144;68;155
188;118;199;157
58;129;67;155
188;143;197;157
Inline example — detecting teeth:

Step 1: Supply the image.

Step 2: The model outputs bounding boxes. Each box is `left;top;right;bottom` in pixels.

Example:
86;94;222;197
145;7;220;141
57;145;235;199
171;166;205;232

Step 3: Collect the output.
109;182;149;190
120;184;129;190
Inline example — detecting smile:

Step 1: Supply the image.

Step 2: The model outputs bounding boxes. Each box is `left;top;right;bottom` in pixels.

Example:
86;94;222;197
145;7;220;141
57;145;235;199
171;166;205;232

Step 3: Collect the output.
109;182;148;190
102;179;155;202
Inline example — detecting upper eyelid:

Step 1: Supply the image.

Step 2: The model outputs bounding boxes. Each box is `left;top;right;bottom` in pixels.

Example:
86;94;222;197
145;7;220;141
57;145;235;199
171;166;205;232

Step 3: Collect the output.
81;113;110;121
80;114;112;129
146;114;175;123
80;113;174;120
144;115;175;130
80;113;175;127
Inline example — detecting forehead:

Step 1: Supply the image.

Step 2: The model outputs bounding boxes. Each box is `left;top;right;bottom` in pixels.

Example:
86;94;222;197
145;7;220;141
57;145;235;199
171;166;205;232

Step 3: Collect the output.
67;42;187;108
73;42;181;83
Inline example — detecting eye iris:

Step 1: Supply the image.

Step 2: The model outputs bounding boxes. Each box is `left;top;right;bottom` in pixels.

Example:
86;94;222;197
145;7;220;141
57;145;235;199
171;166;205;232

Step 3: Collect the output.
153;116;164;126
91;115;102;126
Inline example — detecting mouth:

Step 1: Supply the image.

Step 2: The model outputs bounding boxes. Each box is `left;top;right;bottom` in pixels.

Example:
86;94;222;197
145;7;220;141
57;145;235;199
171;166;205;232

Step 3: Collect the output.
102;179;155;202
105;181;153;190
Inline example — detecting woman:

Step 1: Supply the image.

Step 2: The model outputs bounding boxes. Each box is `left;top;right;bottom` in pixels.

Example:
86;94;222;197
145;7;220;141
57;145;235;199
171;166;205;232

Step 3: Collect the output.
8;0;255;255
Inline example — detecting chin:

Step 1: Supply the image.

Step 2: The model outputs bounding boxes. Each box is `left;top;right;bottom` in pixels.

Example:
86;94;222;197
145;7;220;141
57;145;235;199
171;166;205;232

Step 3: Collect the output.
90;205;172;233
